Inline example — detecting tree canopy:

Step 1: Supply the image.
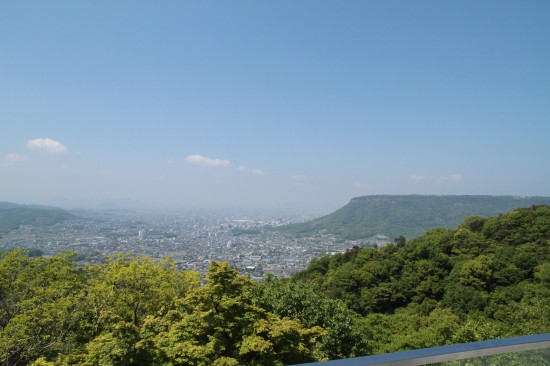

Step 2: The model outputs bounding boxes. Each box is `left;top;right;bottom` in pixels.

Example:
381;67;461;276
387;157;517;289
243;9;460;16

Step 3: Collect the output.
0;205;549;365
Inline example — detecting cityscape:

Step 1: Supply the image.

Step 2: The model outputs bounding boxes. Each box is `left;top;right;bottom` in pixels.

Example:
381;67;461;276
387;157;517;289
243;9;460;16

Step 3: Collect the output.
0;209;392;278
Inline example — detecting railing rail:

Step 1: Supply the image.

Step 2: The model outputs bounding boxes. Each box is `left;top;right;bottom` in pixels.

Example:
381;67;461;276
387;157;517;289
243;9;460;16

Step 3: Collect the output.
291;333;550;366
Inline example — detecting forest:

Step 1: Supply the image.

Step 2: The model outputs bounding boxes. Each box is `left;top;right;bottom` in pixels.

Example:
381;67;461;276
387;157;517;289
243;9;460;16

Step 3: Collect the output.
1;205;549;365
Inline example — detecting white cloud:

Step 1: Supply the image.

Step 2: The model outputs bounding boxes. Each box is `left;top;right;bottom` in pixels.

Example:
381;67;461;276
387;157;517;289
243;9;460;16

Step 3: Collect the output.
239;165;265;175
440;174;463;182
291;174;306;186
185;154;231;167
26;138;67;153
410;175;431;182
353;182;370;191
4;153;28;162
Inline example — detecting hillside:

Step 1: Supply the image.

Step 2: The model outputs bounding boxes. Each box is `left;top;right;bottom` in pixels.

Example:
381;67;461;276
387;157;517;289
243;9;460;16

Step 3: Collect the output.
0;202;76;234
281;195;550;240
290;205;550;354
1;206;549;365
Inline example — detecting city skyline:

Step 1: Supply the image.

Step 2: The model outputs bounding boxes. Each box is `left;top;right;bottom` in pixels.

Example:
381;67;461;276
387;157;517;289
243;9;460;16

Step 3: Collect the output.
1;1;549;210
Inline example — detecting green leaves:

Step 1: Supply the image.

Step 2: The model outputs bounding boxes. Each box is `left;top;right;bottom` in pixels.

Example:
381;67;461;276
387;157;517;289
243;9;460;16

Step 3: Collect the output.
167;262;324;365
257;276;366;358
7;257;325;366
0;251;85;366
1;205;549;364
292;205;550;355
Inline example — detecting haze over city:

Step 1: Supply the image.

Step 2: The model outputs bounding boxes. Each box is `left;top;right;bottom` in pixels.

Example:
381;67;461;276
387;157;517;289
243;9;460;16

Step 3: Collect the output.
1;1;549;210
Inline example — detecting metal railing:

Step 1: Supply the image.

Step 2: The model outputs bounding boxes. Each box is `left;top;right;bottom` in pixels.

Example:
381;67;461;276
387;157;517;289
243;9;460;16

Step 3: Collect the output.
292;333;550;366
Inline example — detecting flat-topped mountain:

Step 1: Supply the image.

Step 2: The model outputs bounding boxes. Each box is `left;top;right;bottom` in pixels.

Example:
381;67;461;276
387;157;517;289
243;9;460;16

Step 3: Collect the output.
0;202;76;234
281;195;550;240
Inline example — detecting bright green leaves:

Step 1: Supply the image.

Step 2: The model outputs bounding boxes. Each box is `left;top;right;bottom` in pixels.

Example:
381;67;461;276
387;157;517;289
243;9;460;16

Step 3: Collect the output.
535;262;550;285
149;262;324;366
358;307;461;354
80;320;153;366
1;205;549;365
0;250;84;366
87;254;199;323
0;252;202;366
459;255;496;292
257;276;366;359
39;259;325;366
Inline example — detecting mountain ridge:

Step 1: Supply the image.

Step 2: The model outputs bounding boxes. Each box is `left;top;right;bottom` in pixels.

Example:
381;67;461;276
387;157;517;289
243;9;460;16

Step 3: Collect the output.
281;195;550;240
0;201;77;234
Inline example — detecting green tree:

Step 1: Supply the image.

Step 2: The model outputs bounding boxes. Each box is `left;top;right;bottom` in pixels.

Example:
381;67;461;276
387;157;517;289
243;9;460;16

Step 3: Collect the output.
394;235;406;248
77;254;199;339
58;254;200;365
0;250;85;366
257;276;368;359
150;262;325;365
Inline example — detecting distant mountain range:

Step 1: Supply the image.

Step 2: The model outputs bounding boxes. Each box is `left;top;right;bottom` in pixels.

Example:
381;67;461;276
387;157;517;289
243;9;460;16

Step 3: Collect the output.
0;202;76;234
280;195;550;240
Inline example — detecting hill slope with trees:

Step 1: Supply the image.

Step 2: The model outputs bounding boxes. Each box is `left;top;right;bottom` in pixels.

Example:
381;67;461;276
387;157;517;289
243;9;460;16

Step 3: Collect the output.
292;205;550;353
0;205;549;365
281;195;550;240
0;202;76;234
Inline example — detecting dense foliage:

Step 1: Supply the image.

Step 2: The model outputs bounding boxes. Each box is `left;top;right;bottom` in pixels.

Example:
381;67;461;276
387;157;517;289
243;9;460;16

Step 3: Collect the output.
0;206;549;365
282;195;550;239
0;254;327;366
293;205;550;351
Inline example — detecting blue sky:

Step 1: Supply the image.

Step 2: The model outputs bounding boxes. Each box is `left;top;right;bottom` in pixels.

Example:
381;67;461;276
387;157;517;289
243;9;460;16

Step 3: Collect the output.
1;1;549;210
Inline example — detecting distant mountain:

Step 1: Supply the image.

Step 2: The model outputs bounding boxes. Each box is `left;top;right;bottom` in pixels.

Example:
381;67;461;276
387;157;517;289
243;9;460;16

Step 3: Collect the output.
280;195;550;240
0;202;77;234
